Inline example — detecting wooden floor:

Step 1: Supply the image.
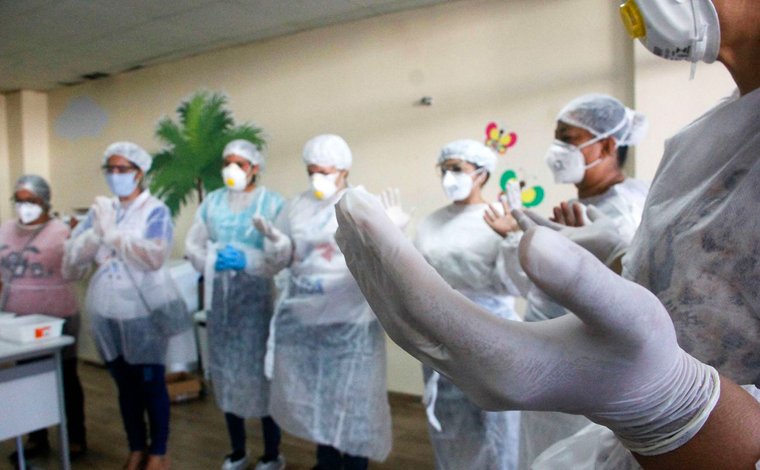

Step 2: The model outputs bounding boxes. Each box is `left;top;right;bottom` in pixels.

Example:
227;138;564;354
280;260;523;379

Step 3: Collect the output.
1;362;435;470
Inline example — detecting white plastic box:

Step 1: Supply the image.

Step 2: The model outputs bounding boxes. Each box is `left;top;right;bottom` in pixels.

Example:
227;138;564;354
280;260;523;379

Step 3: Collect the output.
0;314;65;344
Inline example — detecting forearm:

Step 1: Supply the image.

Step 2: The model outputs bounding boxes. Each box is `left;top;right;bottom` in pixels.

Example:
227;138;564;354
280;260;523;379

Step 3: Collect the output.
634;378;760;470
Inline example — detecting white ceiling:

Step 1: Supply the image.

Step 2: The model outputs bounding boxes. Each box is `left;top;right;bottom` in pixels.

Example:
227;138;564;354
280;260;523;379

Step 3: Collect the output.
0;0;454;92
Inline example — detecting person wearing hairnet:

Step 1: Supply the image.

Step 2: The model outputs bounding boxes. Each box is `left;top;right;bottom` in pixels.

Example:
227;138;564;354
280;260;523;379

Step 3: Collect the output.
1;175;87;464
329;0;760;469
415;140;522;470
253;134;410;470
64;142;190;470
483;94;651;469
185;139;286;470
519;0;760;467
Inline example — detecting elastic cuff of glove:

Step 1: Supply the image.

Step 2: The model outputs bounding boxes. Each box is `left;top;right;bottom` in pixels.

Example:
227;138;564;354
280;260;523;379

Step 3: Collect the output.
623;366;721;456
503;231;522;245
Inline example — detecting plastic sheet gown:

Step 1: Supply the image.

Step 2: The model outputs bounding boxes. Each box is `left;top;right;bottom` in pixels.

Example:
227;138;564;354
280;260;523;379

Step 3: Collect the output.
533;89;760;469
185;187;285;418
64;191;190;365
263;186;392;462
518;177;649;469
415;203;524;470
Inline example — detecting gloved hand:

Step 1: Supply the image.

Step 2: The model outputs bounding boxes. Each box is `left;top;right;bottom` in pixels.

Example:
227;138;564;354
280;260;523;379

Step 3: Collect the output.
514;205;628;271
335;188;719;457
484;185;521;238
215;244;246;271
91;196;117;239
379;187;413;231
252;216;283;243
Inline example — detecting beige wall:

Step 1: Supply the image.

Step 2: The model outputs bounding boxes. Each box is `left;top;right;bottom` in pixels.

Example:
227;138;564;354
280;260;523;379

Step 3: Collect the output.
40;0;635;395
0;95;12;222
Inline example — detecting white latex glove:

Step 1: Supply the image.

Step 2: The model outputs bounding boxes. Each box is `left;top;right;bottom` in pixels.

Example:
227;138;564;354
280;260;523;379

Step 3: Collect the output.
91;196;117;239
253;215;284;243
379;187;413;231
505;180;522;211
516;205;628;270
335;189;719;457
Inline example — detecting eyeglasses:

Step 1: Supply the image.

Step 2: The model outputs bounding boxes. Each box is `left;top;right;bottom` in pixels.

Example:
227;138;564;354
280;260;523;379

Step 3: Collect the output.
436;161;480;178
102;164;139;174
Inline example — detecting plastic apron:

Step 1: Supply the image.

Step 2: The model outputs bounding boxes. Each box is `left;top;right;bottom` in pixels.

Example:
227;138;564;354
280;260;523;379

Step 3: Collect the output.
422;292;521;470
266;188;392;461
203;187;280;418
84;191;190;365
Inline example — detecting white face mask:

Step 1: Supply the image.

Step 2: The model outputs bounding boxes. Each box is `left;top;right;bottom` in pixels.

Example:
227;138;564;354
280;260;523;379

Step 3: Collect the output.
545;139;604;185
311;173;340;200
441;169;483;202
620;0;720;78
222;163;249;192
15;202;44;225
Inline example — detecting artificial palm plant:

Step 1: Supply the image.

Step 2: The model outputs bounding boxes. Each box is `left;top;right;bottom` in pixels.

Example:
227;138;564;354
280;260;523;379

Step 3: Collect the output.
149;91;265;217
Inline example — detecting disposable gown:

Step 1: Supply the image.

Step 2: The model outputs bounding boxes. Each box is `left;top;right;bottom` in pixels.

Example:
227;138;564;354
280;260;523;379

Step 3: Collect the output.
415;203;523;470
533;88;760;468
519;177;649;469
185;187;284;418
64;191;190;365
264;187;392;461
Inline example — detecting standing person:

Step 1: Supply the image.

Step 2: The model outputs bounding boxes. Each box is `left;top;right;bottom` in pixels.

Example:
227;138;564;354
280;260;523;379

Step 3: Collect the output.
2;175;87;464
484;94;650;469
64;142;190;470
185;139;286;470
415;140;522;470
253;134;409;470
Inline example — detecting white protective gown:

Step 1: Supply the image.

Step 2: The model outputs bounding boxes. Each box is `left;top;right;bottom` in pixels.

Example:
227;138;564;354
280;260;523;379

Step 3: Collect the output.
185;187;285;418
519;177;649;470
263;186;392;461
533;88;760;469
64;190;190;365
415;203;523;470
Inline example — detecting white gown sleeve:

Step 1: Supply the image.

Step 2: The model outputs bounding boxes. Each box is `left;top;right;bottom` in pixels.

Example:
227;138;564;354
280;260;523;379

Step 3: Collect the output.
184;212;209;273
260;202;294;274
495;231;531;297
62;210;101;279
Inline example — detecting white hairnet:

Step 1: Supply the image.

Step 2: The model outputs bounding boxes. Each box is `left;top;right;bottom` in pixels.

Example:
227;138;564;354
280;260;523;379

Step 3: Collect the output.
14;174;51;208
303;134;352;170
557;94;648;147
103;141;152;172
438;139;498;174
223;139;265;169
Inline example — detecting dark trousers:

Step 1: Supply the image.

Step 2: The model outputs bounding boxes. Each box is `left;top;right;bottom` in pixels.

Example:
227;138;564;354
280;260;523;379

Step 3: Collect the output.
225;413;281;460
107;357;170;455
317;445;369;470
29;358;87;445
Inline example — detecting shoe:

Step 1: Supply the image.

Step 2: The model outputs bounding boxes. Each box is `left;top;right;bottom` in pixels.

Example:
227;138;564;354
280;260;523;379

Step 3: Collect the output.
222;452;251;470
254;454;286;470
69;440;88;460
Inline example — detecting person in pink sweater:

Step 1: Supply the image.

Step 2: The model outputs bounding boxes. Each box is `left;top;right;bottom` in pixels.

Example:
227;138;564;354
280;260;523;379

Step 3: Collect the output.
1;174;87;463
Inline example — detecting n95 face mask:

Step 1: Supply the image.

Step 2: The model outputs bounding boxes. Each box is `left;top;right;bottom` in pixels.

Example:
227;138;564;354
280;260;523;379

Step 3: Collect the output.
223;163;248;192
441;169;483;202
545;139;604;185
15;202;43;225
619;0;720;67
311;173;340;200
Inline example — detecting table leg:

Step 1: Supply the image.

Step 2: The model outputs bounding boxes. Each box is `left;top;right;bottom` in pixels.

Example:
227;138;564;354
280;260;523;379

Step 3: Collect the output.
54;351;70;470
16;436;26;470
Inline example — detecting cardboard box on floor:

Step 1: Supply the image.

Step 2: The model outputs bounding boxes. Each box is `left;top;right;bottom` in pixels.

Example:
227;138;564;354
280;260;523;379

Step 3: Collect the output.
166;372;203;403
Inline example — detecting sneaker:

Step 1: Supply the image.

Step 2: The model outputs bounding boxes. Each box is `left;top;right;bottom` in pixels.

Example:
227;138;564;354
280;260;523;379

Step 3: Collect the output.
222;453;251;470
254;454;286;470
